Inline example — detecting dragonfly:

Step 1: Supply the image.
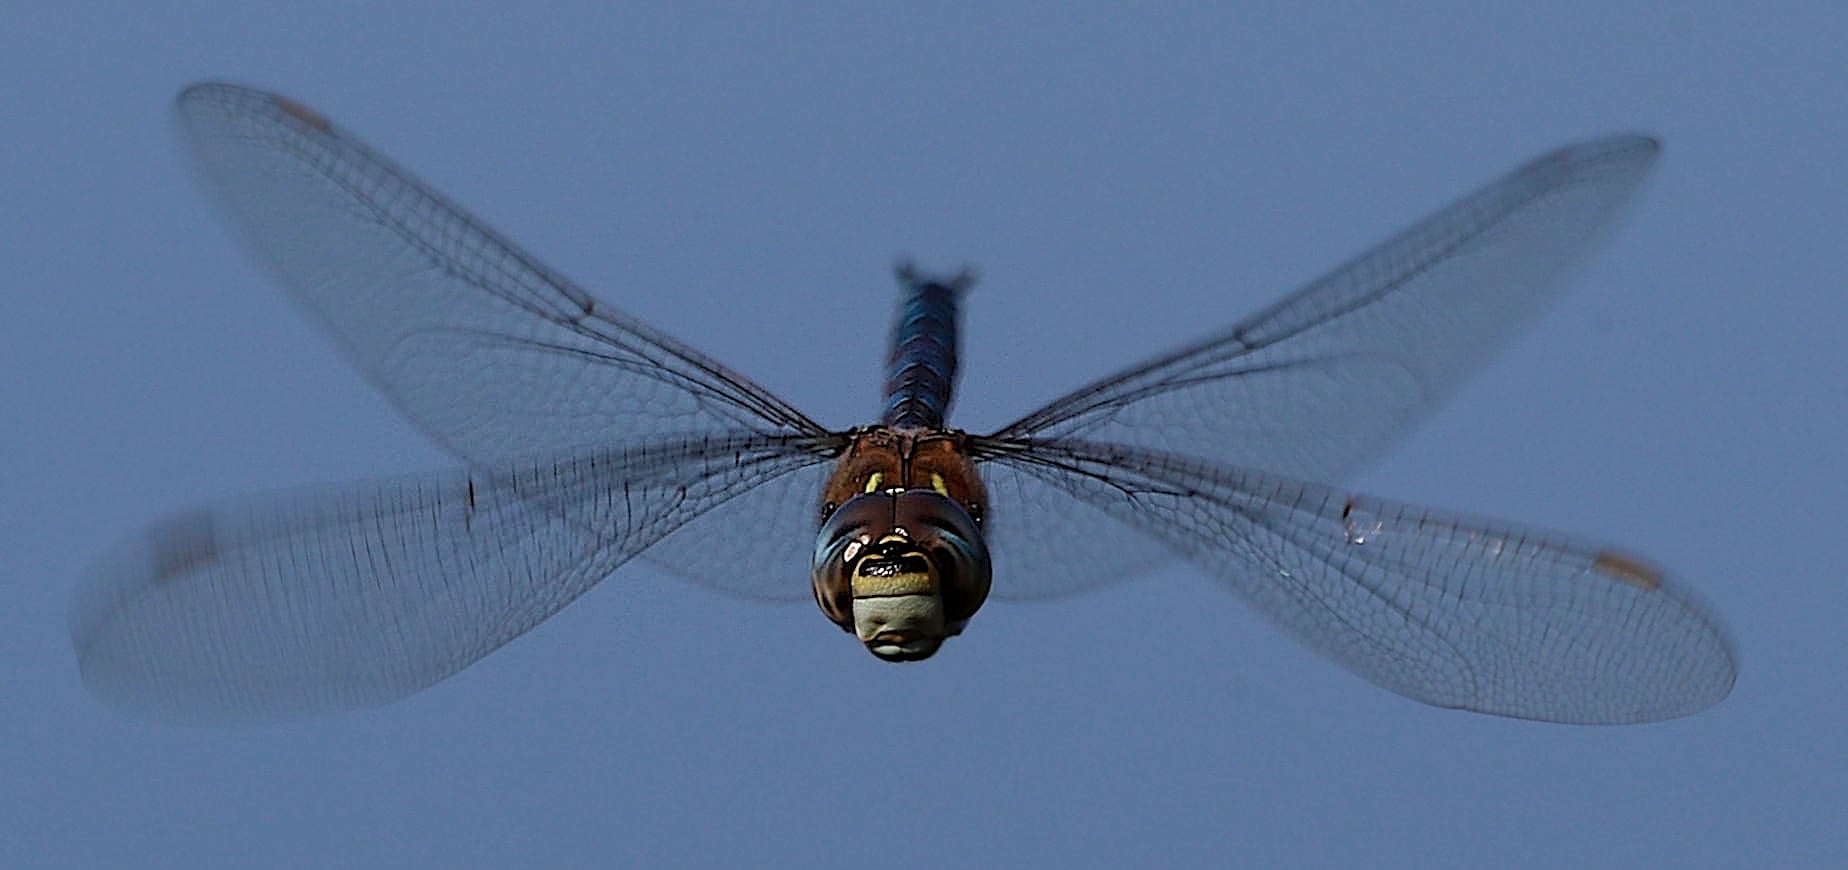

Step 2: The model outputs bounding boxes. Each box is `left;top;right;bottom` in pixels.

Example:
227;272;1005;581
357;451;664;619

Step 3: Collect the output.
71;82;1736;724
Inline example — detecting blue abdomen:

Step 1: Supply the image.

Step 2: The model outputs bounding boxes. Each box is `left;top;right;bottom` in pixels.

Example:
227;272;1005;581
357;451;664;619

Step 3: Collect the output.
882;265;971;430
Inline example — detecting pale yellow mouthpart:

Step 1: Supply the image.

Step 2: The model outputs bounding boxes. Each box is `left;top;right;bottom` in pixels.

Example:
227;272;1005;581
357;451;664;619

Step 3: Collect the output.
850;563;937;598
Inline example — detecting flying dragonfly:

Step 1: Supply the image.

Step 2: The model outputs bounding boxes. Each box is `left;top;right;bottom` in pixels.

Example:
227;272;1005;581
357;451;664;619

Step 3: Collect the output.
71;83;1736;723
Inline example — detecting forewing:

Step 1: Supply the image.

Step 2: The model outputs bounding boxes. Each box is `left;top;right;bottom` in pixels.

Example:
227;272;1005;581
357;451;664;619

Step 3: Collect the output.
176;83;824;463
991;136;1661;483
71;435;831;721
975;439;1735;723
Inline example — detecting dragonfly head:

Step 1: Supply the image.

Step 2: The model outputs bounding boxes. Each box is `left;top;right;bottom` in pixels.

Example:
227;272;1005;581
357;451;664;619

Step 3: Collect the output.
812;489;992;662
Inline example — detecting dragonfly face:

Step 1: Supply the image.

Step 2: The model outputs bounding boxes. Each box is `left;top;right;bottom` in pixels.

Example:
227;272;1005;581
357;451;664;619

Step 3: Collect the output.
812;428;992;661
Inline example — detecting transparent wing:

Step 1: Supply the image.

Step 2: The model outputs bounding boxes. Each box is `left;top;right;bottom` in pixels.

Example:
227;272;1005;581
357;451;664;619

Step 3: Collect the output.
640;459;835;602
71;435;832;721
990;136;1660;484
977;451;1174;601
974;439;1735;723
176;82;825;463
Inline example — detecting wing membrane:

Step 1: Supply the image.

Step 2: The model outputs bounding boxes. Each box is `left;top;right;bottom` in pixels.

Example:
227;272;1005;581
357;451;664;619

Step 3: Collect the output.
991;136;1661;483
72;435;832;721
976;449;1174;600
975;438;1735;723
176;83;824;462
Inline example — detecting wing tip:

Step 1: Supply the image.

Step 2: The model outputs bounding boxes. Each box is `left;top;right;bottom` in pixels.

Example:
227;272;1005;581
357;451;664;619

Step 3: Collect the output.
175;82;334;135
1541;133;1663;180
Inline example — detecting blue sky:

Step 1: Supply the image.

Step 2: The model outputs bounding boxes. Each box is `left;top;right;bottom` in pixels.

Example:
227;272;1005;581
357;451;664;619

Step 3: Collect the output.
3;4;1843;867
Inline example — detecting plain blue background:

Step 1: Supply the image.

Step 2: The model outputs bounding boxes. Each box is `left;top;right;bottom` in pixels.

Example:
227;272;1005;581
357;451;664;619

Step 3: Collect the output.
3;4;1843;867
